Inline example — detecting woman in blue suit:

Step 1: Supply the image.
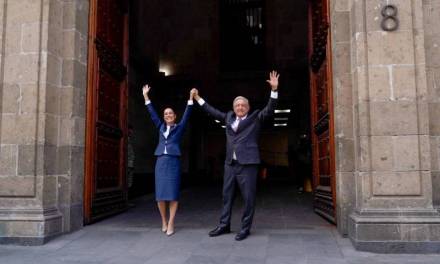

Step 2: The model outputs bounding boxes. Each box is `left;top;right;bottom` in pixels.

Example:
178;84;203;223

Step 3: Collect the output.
142;84;193;236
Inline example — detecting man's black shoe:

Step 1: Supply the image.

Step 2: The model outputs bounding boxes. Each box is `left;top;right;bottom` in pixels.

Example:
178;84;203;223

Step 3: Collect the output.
235;230;250;241
209;226;231;237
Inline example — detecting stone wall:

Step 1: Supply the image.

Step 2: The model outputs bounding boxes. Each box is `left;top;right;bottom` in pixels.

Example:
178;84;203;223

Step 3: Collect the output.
330;0;355;236
423;0;440;210
339;0;440;253
0;0;88;245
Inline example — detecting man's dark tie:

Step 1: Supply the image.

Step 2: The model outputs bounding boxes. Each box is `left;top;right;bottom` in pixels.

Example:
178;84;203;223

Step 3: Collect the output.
233;118;241;132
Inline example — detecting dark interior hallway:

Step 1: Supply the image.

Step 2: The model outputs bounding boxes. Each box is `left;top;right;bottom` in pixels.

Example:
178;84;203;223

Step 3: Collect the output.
84;0;338;229
126;0;313;207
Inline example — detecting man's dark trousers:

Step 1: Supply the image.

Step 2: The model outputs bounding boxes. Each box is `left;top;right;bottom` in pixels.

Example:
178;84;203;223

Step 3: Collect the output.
219;160;258;233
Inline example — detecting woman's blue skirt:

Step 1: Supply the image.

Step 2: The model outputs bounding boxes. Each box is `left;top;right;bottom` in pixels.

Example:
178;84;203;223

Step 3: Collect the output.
155;155;181;201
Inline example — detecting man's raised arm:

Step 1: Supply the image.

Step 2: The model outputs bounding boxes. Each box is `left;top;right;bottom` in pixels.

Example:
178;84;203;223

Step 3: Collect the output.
259;71;280;121
191;88;227;122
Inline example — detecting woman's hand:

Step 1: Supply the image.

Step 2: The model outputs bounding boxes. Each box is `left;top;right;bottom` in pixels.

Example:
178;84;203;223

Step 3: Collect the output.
189;88;195;101
191;88;200;101
142;84;151;101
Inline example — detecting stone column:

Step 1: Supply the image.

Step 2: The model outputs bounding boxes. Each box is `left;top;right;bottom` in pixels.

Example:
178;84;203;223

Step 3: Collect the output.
348;0;440;253
58;0;88;235
330;0;356;236
423;0;440;212
0;0;88;245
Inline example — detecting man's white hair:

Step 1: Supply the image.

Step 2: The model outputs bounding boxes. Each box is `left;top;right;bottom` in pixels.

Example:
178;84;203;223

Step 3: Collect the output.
233;96;249;107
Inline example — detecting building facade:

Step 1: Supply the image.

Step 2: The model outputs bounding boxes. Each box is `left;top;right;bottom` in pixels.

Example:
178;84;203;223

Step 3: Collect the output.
0;0;440;253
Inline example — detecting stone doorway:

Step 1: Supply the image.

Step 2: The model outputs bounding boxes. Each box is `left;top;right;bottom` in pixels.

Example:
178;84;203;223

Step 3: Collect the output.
84;0;338;227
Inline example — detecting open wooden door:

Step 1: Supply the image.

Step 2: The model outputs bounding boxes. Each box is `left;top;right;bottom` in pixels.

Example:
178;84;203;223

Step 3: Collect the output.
308;0;336;223
84;0;129;224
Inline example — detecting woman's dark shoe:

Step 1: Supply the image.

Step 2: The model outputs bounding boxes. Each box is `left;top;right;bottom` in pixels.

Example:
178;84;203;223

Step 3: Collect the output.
209;226;231;237
235;230;250;241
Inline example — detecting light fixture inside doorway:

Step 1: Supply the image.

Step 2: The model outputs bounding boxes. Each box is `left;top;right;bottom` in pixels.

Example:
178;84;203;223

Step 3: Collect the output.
274;109;291;114
159;66;171;76
159;60;173;76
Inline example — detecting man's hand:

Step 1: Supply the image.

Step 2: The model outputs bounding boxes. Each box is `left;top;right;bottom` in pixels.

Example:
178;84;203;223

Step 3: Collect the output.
266;71;280;91
191;88;200;101
142;84;151;101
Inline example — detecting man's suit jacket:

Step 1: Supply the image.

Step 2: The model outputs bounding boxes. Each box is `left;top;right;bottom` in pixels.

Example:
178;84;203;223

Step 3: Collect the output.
146;103;192;156
201;96;277;165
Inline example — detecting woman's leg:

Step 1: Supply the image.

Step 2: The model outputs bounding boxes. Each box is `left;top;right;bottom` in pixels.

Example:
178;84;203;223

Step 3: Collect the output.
157;201;168;232
167;201;179;235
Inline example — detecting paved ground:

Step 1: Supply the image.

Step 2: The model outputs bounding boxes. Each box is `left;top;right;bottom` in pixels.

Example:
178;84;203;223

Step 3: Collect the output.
1;181;440;264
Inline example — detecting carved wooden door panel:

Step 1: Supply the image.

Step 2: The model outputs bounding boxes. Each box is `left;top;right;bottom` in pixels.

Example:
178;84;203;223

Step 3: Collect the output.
85;0;129;223
308;0;336;223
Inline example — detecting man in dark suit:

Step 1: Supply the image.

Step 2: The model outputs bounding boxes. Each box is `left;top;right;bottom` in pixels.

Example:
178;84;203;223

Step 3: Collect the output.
191;71;279;241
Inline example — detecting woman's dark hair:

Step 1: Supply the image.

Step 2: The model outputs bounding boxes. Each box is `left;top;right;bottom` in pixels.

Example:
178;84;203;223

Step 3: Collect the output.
163;106;176;113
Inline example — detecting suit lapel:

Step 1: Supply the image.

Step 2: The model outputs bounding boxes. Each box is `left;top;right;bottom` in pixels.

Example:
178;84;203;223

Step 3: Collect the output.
160;124;166;134
169;124;177;135
160;124;176;138
228;115;237;133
